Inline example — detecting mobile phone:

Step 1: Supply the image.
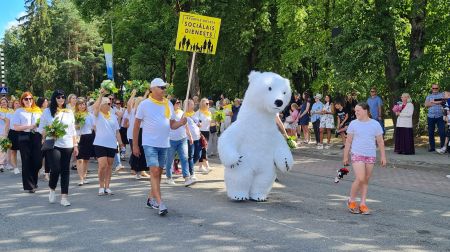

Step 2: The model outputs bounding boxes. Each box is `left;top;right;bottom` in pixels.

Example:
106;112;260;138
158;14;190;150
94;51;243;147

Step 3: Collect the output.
434;98;443;102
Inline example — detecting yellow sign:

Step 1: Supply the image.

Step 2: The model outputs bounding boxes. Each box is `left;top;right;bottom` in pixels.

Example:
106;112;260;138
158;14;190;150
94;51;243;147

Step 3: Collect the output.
175;12;221;55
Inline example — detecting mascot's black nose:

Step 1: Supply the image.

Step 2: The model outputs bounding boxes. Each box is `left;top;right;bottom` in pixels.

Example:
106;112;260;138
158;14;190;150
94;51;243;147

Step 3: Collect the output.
274;99;283;107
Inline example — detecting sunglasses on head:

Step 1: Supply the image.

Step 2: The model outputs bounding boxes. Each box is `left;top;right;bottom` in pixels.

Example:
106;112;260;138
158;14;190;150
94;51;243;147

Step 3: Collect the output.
158;86;167;90
56;95;65;100
23;97;33;101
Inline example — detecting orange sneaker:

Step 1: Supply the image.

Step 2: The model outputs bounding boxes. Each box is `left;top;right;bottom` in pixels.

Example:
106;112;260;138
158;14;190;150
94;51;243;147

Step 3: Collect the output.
359;204;371;215
347;200;359;214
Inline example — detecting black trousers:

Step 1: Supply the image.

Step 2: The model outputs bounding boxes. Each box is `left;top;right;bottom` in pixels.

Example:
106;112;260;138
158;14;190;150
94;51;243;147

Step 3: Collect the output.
46;147;73;194
18;132;43;191
312;120;320;144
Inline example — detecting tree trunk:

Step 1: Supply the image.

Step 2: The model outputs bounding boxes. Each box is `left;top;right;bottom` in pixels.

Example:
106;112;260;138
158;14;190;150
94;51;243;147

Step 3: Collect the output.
161;54;166;82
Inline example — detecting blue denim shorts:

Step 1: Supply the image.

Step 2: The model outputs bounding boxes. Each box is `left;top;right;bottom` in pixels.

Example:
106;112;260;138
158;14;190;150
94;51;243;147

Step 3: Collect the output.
143;145;168;168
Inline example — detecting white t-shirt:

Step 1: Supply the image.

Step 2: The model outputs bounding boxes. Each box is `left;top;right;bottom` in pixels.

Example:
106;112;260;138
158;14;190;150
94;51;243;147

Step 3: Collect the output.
121;109;129;128
186;116;200;141
8;112;15;130
169;109;187;141
12;108;42;133
39;108;77;148
195;110;212;132
126;109;135;140
347;119;383;157
78;113;95;135
135;99;174;148
0;110;12;136
93;112;120;149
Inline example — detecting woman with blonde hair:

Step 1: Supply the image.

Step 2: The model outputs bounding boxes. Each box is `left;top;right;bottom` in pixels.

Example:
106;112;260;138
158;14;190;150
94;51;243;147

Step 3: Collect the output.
221;98;232;132
75;97;95;185
7;99;21;174
195;98;212;173
66;94;77;111
12;92;43;192
0;97;11;172
394;93;415;155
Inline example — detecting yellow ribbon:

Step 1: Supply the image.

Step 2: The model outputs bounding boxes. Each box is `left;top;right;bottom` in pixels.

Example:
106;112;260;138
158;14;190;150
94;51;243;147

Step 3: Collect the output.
101;111;111;120
184;111;195;117
148;96;170;119
24;107;42;114
200;109;211;118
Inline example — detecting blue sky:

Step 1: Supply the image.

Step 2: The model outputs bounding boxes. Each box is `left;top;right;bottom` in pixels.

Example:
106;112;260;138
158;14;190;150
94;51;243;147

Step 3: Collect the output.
0;1;26;41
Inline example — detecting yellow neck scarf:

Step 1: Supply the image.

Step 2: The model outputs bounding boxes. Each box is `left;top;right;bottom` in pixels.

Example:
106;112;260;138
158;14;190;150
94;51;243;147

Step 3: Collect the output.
148;96;170;119
184;111;195;117
57;108;71;114
24;107;42;114
175;108;183;114
200;109;211;118
0;108;10;113
223;104;232;110
101;111;111;120
76;111;88;117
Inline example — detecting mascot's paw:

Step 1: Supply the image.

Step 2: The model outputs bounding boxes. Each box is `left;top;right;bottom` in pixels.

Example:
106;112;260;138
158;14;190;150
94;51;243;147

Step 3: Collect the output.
274;157;293;172
249;193;267;202
229;192;249;201
229;155;243;169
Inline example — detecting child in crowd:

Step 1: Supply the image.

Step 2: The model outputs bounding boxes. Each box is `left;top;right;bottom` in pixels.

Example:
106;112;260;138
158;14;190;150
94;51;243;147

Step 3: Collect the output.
343;102;386;215
335;101;349;149
284;103;299;137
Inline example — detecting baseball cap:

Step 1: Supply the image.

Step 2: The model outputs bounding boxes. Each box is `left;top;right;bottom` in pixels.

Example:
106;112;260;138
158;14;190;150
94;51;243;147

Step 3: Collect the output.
150;78;166;88
314;93;322;99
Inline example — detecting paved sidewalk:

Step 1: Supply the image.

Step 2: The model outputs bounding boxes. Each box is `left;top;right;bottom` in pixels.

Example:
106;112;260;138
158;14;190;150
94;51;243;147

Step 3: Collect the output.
294;142;449;172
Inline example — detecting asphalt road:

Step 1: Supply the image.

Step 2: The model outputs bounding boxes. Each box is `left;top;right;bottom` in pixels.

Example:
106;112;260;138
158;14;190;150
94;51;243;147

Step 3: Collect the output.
0;153;449;252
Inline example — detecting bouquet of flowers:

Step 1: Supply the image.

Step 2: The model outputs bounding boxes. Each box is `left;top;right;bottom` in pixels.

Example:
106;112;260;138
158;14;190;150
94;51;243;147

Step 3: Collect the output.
286;135;298;150
392;101;403;113
213;110;225;123
75;112;87;129
0;137;12;152
44;120;68;139
101;80;118;94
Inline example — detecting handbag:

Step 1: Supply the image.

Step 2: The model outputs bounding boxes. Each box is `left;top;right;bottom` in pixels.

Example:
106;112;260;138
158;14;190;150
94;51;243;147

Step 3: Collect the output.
209;125;217;133
41;139;55;151
200;134;208;148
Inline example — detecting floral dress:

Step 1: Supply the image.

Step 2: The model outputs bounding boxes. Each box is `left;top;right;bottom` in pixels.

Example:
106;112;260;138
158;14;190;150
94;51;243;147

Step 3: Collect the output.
320;102;334;129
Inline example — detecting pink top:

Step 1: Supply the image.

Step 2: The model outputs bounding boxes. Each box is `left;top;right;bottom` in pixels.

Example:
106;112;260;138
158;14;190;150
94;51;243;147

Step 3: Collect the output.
287;109;299;123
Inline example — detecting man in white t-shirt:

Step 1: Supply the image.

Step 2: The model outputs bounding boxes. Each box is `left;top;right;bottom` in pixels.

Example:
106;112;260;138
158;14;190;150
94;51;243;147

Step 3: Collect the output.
132;78;187;216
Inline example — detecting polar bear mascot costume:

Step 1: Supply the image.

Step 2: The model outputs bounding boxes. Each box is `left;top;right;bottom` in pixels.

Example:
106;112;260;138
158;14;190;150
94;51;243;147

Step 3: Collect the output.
218;71;294;201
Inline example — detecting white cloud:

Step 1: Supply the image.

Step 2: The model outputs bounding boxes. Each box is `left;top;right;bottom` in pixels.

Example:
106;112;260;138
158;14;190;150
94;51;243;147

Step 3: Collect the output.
4;11;27;30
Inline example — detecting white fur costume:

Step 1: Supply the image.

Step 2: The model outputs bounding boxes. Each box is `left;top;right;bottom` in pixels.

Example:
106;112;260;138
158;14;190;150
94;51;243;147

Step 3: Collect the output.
218;71;294;201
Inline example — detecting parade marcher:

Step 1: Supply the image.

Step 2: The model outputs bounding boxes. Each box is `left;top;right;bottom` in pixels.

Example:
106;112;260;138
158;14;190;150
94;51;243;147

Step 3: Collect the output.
394;93;415;155
196;98;212;173
184;99;201;182
310;94;323;146
12;92;43;193
343;102;386;215
66;94;77;111
36;97;50;180
7;99;21;174
126;89;150;179
319;95;334;149
116;99;128;161
165;98;195;186
297;92;311;143
207;99;218;157
0;97;11;172
424;84;445;152
132;78;186;216
221;98;232;132
39;90;78;206
75;97;95;185
93;88;124;196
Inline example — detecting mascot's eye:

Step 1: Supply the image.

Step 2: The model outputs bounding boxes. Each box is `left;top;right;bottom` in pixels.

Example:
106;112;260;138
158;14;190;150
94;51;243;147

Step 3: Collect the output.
268;87;272;91
283;92;286;95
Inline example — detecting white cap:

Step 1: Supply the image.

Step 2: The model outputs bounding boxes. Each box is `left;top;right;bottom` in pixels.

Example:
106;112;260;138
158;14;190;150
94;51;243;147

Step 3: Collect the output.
314;93;322;99
150;78;166;88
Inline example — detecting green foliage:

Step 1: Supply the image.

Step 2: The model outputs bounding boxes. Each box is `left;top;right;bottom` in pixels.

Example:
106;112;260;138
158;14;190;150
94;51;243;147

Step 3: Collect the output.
44;119;68;139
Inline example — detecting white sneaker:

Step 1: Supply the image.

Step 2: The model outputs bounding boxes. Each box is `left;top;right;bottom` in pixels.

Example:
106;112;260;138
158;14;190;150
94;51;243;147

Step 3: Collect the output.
83;179;90;184
78;180;84;186
105;188;114;195
324;144;331;149
60;198;71;207
13;168;20;174
49;190;56;203
317;144;323;150
6;164;13;170
446;175;450;179
135;174;141;180
166;178;176;185
115;165;125;173
436;147;446;154
190;175;197;181
98;188;105;196
198;167;210;174
184;177;196;187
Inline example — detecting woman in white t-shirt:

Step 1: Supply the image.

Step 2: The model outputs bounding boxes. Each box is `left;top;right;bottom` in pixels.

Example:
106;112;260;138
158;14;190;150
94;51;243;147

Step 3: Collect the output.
0;97;11;172
39;90;78;206
75;98;95;186
343;102;386;215
126;90;150;179
7;99;21;174
195;98;212;173
184;99;201;180
12;92;43;193
93;88;124;196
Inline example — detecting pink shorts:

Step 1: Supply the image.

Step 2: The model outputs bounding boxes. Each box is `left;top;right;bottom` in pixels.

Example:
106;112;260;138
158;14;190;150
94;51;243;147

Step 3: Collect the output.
351;153;376;164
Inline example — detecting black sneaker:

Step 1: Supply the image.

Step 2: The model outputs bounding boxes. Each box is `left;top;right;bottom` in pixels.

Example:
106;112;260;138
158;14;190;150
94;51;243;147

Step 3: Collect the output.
428;148;435;152
146;198;159;209
158;202;168;216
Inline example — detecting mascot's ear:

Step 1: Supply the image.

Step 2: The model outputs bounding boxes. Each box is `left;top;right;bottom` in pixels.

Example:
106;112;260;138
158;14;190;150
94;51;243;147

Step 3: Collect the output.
248;71;261;85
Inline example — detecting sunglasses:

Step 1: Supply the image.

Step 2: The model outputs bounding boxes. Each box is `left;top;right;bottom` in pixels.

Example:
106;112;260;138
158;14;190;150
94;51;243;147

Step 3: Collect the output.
158;86;167;90
175;101;181;104
115;102;121;105
432;87;439;90
23;97;33;101
56;95;65;100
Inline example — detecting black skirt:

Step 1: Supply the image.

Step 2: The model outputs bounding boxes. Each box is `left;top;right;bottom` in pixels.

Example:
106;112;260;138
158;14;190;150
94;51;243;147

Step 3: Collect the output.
394;127;415;155
77;132;95;160
8;130;19;151
129;129;148;172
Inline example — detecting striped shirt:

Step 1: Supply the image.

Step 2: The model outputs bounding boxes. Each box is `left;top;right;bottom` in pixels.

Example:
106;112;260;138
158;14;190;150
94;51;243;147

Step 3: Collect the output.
426;92;444;118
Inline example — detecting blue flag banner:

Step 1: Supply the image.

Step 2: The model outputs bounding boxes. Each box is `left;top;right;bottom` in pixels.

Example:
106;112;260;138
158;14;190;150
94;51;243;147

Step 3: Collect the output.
103;43;114;80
